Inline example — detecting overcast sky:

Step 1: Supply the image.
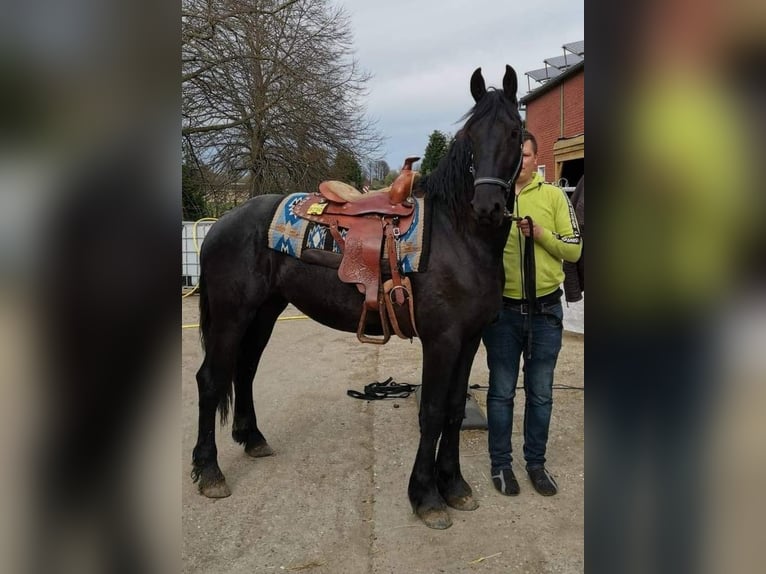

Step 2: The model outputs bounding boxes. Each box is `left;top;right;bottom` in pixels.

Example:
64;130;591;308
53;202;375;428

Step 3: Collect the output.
338;0;584;171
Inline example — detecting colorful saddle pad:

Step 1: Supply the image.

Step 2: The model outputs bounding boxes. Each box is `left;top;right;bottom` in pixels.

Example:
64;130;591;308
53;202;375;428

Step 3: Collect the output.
267;193;429;272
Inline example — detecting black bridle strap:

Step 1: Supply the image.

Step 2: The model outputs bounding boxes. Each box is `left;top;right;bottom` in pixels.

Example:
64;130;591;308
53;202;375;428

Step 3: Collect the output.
471;141;524;213
471;145;523;190
473;176;512;190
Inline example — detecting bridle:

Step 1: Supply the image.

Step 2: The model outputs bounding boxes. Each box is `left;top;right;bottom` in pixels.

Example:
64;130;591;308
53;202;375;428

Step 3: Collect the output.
469;133;524;220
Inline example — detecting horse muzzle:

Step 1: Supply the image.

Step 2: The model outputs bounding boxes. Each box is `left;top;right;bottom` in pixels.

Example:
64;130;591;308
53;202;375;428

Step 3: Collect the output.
470;194;505;226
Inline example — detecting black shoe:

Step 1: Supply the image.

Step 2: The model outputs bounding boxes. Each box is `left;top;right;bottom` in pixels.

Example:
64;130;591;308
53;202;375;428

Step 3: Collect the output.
491;468;520;496
527;466;558;496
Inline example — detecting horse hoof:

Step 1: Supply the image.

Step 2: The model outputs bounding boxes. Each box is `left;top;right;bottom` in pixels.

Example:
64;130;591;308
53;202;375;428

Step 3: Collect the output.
200;481;231;498
418;508;453;530
245;442;275;458
446;494;479;511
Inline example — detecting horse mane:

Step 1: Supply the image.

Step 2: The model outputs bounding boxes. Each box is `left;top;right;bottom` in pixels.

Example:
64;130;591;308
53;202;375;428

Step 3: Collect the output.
418;134;473;221
418;89;519;223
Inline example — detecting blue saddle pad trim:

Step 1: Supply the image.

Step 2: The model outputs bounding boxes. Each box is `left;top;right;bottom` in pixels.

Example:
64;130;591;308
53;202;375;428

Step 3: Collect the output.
267;193;427;272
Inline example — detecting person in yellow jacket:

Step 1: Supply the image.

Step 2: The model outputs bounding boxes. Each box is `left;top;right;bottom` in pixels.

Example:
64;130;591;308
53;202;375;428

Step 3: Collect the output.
482;131;582;496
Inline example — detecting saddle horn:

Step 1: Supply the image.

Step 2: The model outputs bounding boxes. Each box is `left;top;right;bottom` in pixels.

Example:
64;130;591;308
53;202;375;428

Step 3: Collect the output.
390;156;421;204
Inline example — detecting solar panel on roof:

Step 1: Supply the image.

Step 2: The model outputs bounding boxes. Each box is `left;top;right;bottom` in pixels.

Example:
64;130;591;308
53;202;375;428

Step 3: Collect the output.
525;67;563;82
523;39;584;91
563;40;585;56
544;54;583;70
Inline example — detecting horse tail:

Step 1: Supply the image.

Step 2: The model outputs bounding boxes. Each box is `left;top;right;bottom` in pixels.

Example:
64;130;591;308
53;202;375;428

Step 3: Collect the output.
218;383;234;426
197;265;235;424
197;267;209;352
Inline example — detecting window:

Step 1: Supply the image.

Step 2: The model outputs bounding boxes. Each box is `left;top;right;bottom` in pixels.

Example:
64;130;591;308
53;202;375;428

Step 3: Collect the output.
537;165;546;181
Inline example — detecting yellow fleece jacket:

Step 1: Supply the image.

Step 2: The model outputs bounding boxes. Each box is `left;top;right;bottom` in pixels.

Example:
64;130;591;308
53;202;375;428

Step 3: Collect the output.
503;172;582;299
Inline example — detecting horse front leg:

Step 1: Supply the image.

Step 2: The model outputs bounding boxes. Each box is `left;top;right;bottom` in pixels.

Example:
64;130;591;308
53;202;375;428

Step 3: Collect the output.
408;337;459;529
436;334;482;511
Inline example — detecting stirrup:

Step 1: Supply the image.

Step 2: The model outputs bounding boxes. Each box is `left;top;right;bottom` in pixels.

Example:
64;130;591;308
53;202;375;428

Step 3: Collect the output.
356;301;391;344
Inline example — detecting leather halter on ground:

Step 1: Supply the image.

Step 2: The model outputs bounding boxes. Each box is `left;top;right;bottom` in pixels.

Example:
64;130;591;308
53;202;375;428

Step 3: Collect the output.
292;157;421;344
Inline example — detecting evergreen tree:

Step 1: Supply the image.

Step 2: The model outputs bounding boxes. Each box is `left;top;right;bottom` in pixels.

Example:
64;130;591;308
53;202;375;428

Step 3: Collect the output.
420;130;449;175
330;150;364;188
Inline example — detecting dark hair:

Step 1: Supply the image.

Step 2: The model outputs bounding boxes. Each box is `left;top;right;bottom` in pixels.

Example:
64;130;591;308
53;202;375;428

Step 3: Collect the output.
522;130;538;154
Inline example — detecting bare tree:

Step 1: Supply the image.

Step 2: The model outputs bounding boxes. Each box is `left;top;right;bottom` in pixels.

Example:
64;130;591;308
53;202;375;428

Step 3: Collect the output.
360;157;390;187
182;0;382;202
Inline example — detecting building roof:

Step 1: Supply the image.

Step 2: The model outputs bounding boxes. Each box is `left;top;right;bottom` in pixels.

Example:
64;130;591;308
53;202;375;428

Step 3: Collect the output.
521;39;584;104
520;60;584;104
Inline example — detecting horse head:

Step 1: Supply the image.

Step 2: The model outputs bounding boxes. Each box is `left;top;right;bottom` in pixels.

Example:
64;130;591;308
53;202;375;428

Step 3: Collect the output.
465;65;523;226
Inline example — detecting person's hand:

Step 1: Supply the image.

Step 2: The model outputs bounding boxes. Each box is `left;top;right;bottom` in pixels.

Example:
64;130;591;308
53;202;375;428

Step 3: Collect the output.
517;218;545;240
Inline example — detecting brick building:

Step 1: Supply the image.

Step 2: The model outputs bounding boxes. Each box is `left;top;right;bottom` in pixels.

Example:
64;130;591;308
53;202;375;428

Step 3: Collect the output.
520;41;584;189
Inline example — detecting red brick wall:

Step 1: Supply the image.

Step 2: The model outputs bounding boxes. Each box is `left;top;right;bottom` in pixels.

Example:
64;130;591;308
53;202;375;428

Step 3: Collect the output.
562;70;584;136
525;89;560;181
524;68;584;182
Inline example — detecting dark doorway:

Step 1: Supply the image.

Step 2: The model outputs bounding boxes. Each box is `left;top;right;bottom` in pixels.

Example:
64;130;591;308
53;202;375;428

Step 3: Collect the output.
559;158;584;194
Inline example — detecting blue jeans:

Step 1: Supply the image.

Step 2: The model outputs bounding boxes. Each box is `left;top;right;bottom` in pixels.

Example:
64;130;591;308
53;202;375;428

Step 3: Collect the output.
481;300;563;471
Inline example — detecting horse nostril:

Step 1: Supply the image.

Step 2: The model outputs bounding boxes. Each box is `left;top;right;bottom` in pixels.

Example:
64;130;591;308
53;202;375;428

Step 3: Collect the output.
470;198;502;217
471;202;487;215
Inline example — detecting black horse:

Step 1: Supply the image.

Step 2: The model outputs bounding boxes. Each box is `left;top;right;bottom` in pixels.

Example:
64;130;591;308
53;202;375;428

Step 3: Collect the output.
192;65;523;529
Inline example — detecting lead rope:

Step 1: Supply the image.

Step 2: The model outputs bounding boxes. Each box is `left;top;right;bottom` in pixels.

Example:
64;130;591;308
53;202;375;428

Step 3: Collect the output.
514;193;536;361
522;215;537;361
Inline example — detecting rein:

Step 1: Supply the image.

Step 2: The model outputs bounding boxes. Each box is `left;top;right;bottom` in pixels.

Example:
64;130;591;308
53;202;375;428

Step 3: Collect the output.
520;215;537;360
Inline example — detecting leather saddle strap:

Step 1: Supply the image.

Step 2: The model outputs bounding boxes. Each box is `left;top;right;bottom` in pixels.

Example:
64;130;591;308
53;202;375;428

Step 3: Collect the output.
384;220;405;305
405;279;419;338
383;277;419;340
328;218;345;252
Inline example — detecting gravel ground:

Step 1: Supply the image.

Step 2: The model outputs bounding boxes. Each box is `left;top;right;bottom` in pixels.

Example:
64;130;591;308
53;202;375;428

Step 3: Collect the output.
182;297;583;573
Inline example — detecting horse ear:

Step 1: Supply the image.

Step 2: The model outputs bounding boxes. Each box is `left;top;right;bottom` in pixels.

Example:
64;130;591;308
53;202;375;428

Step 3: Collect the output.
470;67;486;103
503;65;518;105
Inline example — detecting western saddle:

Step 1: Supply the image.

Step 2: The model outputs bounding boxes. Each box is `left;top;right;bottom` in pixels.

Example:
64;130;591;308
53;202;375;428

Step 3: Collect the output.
292;157;421;344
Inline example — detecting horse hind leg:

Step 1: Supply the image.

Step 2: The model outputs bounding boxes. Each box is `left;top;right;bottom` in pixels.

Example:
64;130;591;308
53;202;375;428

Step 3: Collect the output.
192;330;242;498
231;296;288;458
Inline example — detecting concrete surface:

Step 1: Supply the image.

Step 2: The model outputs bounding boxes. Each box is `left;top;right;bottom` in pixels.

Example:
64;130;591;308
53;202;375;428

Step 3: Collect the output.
182;297;583;573
562;294;584;335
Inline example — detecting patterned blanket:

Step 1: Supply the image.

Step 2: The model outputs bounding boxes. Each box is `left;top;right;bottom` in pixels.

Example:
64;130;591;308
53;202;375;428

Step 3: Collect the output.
267;193;429;273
